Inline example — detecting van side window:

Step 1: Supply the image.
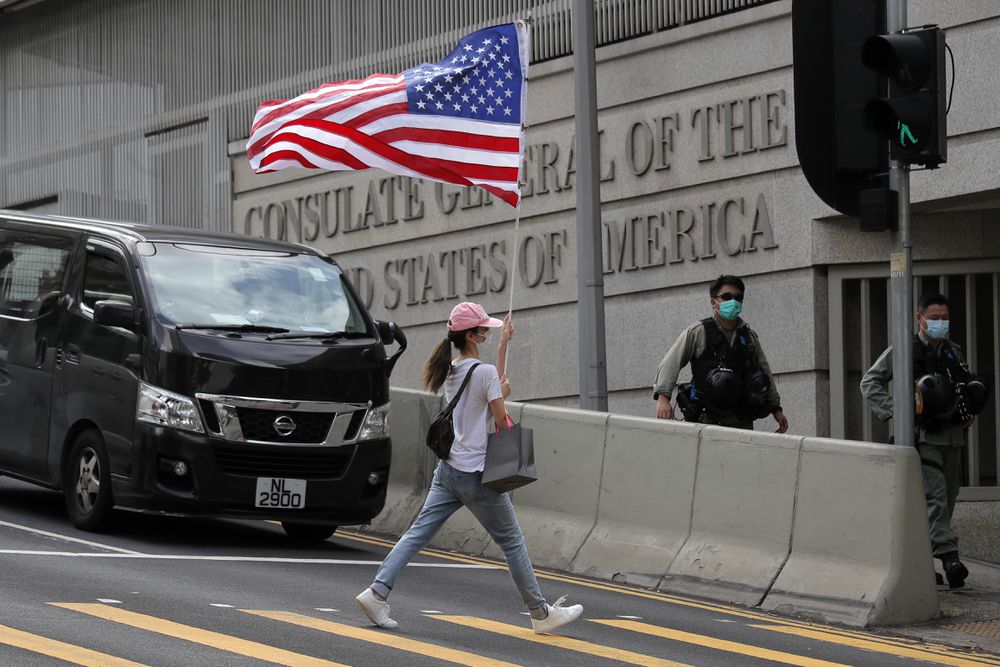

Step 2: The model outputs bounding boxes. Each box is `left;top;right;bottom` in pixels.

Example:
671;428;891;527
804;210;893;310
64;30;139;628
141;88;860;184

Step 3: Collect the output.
83;252;134;310
0;233;72;319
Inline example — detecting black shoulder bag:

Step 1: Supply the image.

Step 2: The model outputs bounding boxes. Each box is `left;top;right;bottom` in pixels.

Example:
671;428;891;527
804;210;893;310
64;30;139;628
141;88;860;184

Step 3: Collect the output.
426;363;481;459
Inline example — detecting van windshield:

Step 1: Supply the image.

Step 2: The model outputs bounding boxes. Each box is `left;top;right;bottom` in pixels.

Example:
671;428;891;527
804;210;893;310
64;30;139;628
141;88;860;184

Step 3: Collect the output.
139;243;372;336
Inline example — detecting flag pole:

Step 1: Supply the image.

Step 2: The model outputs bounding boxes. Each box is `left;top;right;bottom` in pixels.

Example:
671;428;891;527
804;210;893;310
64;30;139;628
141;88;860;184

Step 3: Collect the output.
504;17;530;378
508;202;521;318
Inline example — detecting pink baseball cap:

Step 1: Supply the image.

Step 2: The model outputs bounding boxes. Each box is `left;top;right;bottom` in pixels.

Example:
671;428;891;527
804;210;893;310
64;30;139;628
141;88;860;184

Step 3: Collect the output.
447;302;503;332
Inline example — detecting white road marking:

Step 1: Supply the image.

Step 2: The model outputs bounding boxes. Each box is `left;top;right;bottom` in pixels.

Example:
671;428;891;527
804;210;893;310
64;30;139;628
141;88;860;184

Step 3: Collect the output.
96;599;122;604
420;610;443;614
210;604;234;608
0;550;494;566
617;615;644;620
315;608;339;612
0;520;140;554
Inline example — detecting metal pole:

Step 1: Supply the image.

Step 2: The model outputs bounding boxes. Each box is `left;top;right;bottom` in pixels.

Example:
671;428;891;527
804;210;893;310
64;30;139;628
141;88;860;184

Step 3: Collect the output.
887;0;914;447
572;0;608;411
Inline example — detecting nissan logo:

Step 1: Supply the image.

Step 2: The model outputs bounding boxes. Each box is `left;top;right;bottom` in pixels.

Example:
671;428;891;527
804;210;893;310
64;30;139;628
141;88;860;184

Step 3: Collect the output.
273;415;297;437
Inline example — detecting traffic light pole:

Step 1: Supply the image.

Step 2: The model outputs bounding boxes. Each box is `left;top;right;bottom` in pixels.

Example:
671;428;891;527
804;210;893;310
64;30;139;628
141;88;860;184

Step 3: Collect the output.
887;0;915;447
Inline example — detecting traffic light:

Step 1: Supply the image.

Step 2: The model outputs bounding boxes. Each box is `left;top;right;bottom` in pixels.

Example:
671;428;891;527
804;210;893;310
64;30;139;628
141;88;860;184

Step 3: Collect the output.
862;27;947;168
792;0;888;218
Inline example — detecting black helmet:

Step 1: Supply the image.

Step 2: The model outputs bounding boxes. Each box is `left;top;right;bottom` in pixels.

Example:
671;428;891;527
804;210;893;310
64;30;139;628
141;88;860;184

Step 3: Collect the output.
698;367;742;412
914;374;957;422
959;380;989;416
745;369;772;419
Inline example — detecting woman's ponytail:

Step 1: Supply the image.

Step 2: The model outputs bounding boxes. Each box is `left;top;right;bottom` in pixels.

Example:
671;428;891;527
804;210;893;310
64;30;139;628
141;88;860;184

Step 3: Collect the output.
422;330;471;393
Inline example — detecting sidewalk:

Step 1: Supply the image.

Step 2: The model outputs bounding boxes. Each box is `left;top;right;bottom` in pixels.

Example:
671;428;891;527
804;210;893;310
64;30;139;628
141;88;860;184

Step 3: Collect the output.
889;559;1000;656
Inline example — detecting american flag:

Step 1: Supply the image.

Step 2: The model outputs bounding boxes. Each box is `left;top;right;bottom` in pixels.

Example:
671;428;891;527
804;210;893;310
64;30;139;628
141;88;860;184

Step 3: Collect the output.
247;21;529;208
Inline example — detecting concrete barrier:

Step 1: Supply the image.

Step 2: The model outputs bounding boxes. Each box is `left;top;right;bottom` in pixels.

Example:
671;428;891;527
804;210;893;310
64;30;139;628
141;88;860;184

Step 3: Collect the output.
760;437;938;626
662;425;803;606
368;388;441;537
570;414;701;589
503;403;609;569
376;387;940;627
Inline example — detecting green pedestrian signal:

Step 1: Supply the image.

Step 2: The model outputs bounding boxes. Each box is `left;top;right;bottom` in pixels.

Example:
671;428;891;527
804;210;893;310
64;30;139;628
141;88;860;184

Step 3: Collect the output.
898;122;917;147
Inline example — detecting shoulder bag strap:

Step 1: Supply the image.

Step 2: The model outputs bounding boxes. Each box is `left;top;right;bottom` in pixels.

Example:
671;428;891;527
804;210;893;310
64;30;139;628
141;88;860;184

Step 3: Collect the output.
443;363;482;416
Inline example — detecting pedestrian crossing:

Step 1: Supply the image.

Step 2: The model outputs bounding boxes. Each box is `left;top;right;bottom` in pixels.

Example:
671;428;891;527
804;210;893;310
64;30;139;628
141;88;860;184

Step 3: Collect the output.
0;601;992;666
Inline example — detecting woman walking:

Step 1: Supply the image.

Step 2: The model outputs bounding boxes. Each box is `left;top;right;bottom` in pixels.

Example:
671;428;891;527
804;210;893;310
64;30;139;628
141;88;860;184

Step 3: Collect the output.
356;301;583;634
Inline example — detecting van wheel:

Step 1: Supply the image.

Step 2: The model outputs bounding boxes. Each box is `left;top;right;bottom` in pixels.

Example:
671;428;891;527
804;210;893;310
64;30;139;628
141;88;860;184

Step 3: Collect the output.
64;430;114;532
281;522;337;543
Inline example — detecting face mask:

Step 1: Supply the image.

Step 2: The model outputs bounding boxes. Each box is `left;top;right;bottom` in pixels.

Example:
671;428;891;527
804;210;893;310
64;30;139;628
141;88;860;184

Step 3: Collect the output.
473;331;491;346
718;299;742;321
925;319;949;340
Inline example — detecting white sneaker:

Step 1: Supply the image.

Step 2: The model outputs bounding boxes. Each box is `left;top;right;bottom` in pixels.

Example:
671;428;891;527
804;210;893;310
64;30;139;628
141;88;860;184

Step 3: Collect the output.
530;596;583;635
355;588;398;629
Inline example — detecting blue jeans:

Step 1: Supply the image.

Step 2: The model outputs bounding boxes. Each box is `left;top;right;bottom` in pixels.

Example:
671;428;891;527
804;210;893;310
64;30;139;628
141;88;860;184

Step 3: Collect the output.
371;461;546;611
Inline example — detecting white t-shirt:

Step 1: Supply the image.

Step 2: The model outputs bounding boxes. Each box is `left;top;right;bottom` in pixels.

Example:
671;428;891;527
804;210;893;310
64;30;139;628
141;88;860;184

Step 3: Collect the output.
443;358;502;472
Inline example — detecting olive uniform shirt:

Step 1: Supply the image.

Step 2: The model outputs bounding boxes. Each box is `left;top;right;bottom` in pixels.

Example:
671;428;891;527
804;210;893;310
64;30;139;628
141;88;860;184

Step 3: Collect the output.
860;332;967;447
652;316;782;409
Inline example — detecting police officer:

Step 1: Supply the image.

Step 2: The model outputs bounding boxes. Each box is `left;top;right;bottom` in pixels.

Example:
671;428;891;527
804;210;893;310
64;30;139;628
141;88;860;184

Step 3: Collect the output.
653;275;789;432
861;293;978;589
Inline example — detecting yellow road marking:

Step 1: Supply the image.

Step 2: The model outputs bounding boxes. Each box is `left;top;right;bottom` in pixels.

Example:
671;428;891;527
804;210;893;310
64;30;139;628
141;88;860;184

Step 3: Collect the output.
335;531;501;567
753;623;1000;666
594;619;850;667
243;610;518;667
431;614;689;666
0;624;147;667
51;603;347;667
338;529;997;663
753;623;1000;667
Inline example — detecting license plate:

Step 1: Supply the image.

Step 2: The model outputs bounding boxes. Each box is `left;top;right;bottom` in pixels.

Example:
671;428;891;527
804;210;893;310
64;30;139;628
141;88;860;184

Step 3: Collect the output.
255;478;307;509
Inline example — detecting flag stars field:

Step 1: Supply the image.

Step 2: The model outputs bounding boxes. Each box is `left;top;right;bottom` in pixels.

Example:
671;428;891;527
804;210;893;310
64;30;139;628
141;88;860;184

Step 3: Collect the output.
247;21;529;207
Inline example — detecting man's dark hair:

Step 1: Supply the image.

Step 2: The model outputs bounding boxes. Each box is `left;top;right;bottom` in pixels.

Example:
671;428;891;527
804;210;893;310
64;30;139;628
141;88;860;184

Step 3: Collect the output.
917;292;949;312
709;274;745;298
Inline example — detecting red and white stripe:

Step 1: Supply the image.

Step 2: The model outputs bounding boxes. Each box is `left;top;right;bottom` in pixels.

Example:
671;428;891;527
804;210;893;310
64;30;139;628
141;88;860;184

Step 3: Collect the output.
247;74;524;207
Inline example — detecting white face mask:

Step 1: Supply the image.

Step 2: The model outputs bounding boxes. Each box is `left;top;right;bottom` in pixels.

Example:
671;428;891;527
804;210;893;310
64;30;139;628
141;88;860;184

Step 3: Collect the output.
473;330;491;346
925;319;949;340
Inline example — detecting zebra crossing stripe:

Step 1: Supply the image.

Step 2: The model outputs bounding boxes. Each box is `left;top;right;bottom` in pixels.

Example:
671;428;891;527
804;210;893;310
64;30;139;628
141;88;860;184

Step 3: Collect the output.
243;610;518;667
593;619;849;667
50;603;346;667
0;623;147;667
431;614;689;666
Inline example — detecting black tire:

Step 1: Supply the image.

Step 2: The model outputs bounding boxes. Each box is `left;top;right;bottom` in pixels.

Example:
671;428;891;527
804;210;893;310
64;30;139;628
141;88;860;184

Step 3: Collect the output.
64;429;115;532
281;521;337;543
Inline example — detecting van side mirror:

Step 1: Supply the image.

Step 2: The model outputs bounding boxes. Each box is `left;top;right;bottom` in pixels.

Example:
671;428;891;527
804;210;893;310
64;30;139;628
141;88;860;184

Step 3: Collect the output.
94;300;136;330
375;320;407;377
376;320;394;345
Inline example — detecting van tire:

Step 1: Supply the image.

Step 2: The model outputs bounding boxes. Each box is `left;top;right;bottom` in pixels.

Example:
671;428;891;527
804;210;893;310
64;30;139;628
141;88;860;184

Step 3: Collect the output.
281;522;337;542
64;430;115;532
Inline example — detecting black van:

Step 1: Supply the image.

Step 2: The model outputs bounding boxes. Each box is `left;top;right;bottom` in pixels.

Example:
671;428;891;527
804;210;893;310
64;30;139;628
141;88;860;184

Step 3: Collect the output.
0;210;406;541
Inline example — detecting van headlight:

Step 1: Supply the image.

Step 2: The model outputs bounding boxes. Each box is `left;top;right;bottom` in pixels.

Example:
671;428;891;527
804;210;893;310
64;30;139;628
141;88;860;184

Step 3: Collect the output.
137;382;204;433
357;402;390;442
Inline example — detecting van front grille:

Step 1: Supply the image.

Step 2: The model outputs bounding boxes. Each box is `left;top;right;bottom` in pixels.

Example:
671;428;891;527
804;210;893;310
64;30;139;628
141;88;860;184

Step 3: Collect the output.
235;408;335;443
212;445;355;479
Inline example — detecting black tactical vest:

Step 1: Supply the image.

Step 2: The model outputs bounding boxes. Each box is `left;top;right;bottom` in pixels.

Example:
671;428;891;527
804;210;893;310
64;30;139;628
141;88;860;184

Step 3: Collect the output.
691;317;755;391
912;335;969;384
912;335;971;431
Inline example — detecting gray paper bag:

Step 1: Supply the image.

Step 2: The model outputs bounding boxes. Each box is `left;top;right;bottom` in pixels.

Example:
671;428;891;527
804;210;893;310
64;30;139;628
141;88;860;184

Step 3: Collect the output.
482;415;537;493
